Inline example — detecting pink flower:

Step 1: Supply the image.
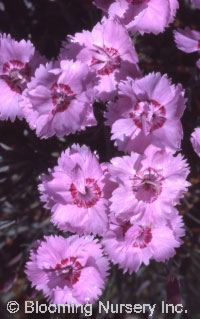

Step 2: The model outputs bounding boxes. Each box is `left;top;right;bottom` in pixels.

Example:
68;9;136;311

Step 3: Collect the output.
93;0;179;35
174;27;200;53
0;34;44;122
21;60;97;138
25;235;109;304
105;73;186;154
102;209;184;273
61;18;140;101
39;144;110;235
108;146;190;224
191;127;200;157
192;0;200;9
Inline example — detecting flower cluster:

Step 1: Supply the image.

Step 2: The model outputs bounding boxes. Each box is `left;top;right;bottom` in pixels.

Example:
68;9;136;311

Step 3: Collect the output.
0;0;195;306
38;141;189;278
103;145;189;273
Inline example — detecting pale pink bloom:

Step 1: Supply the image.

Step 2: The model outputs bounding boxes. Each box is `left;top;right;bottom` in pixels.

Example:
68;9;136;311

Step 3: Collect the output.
0;34;43;122
21;60;97;138
192;0;200;9
93;0;179;35
25;235;109;304
61;18;140;101
105;73;186;154
102;212;184;273
108;146;190;223
174;27;200;53
39;144;110;235
191;127;200;157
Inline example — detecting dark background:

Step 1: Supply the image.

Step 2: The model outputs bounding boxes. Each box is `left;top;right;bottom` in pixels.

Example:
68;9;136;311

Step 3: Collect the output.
0;0;200;318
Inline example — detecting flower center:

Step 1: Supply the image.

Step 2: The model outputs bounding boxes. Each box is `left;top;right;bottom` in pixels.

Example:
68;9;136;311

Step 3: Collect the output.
129;99;166;135
69;178;102;208
90;45;121;76
44;256;82;285
51;83;75;115
1;59;31;93
132;167;163;203
125;225;152;249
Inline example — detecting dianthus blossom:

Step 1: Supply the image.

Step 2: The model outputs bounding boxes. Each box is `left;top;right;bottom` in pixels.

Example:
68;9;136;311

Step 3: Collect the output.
105;73;186;154
93;0;179;35
174;27;200;53
61;18;140;101
108;146;190;223
39;144;110;235
191;127;200;157
21;60;97;138
102;209;184;273
0;34;44;122
25;235;109;304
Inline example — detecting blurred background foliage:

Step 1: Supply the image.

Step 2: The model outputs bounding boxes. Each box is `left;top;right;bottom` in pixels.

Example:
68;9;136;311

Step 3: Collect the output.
0;0;200;318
